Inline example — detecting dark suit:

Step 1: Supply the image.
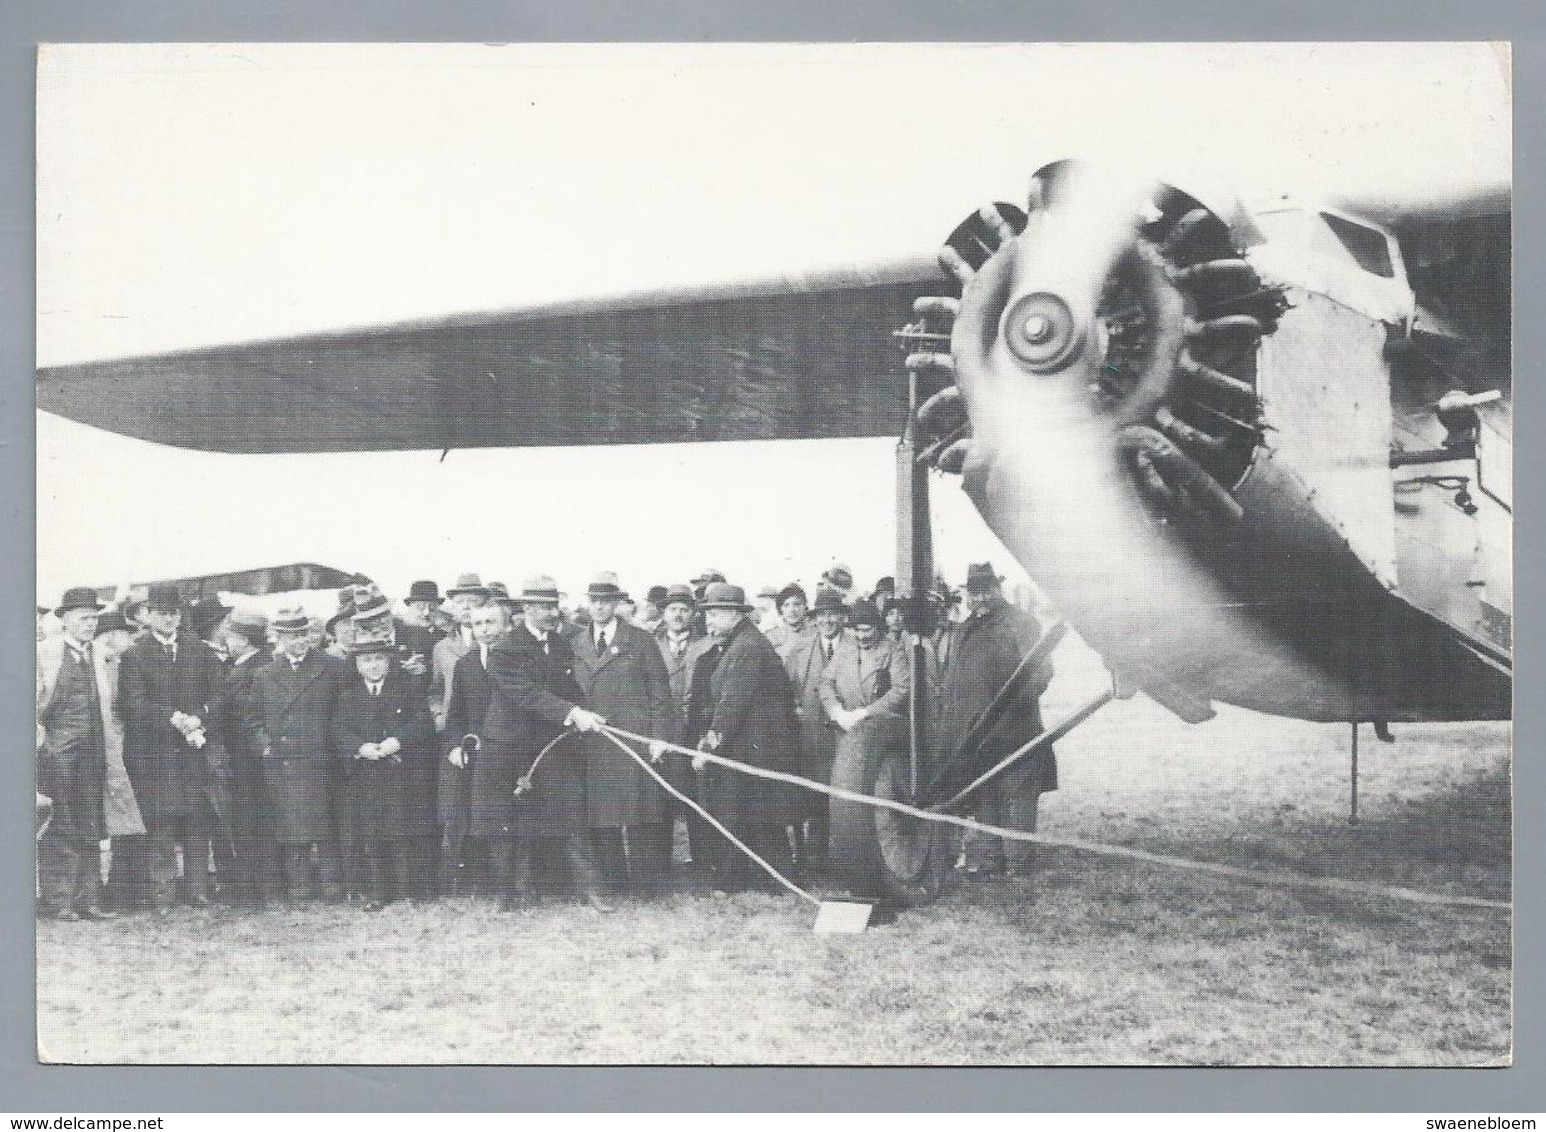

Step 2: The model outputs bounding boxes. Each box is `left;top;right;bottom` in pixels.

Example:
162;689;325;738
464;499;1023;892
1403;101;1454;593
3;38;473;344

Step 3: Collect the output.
479;624;603;901
214;648;281;902
687;618;804;885
439;643;498;894
330;668;434;903
241;649;350;898
931;598;1057;870
571;619;674;884
118;632;225;903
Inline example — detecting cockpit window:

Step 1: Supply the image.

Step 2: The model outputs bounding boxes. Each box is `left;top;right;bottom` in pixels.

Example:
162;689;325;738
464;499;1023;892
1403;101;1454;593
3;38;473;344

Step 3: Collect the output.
1318;212;1394;278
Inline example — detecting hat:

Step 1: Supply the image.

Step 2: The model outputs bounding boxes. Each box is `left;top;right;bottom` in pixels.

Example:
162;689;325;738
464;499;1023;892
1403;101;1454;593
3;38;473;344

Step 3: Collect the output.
698;582;753;611
850;598;883;628
406;580;441;604
964;562;1004;592
777;583;808;606
587;571;626;601
661;583;696;609
757;584;782;600
645;585;669;606
189;597;232;636
53;586;105;617
447;572;490;598
228;609;270;645
272;605;310;634
347;636;395;656
873;575;896;595
94;610;131;637
519;574;563;605
691;568;726;586
487;581;520;607
145;582;183;614
822;564;854;590
352;589;392;623
811;588;847;614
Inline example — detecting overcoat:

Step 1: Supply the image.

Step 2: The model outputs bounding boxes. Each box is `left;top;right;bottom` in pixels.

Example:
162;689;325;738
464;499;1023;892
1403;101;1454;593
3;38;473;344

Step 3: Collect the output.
474;625;584;840
688;618;804;827
439;644;498;828
430;629;474;732
330;668;435;841
117;632;225;823
242;649;350;845
569;620;673;827
930;599;1057;795
817;634;910;719
38;635;144;838
779;628;846;778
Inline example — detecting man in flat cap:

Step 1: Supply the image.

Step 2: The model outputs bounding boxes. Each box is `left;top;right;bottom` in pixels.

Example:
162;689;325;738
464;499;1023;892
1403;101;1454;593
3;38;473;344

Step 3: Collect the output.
35;587;122;919
330;635;435;910
778;587;850;872
685;583;804;890
932;563;1057;878
439;598;512;896
240;605;351;901
117;582;227;911
212;610;282;906
477;575;612;913
571;572;674;891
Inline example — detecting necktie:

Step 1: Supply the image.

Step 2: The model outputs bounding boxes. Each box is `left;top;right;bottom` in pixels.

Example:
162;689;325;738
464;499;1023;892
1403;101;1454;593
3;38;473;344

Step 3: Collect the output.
596;630;607;656
370;682;381;697
824;639;833;662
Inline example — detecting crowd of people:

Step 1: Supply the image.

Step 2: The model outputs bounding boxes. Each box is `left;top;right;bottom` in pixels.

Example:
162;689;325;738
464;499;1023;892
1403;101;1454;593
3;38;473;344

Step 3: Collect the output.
35;561;1058;921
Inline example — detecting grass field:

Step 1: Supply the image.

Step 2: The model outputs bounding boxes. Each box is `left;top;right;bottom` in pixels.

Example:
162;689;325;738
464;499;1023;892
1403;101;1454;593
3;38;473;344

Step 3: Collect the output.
37;685;1511;1066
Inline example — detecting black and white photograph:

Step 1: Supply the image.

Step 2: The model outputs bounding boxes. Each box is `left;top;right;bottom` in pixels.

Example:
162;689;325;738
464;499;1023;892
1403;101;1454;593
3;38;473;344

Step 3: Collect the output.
34;41;1512;1065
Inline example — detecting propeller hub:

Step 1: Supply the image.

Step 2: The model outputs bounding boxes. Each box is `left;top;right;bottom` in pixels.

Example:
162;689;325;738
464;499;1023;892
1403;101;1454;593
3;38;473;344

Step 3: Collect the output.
1003;291;1087;373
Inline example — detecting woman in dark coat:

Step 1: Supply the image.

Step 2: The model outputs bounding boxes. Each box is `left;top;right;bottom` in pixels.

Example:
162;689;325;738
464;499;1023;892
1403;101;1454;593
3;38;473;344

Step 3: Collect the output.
686;584;805;890
330;639;434;909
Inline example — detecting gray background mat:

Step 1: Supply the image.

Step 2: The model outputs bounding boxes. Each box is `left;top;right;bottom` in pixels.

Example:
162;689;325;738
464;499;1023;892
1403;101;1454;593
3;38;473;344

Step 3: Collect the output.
6;0;1541;1112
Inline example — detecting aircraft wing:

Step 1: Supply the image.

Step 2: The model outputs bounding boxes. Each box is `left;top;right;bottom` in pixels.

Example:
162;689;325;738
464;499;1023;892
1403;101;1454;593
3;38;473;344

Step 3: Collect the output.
94;562;366;605
38;256;946;454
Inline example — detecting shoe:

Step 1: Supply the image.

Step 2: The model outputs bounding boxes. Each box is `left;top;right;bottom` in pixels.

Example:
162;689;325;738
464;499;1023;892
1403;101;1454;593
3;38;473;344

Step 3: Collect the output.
183;893;211;908
77;906;118;921
362;899;385;913
497;893;531;913
52;906;81;922
583;892;615;914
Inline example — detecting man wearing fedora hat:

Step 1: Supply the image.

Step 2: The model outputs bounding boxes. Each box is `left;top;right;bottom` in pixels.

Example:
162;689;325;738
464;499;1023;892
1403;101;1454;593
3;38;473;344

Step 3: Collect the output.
652;583;714;870
240;604;352;901
933;562;1058;878
431;573;489;735
330;636;435;910
571;572;675;890
117;582;228;911
477;574;612;912
211;610;282;906
35;586;124;919
685;583;804;890
635;585;669;635
777;586;850;872
438;598;512;896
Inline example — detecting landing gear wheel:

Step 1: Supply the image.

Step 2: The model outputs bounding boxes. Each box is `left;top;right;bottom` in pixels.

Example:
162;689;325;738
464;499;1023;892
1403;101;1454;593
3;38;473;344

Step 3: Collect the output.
829;720;955;906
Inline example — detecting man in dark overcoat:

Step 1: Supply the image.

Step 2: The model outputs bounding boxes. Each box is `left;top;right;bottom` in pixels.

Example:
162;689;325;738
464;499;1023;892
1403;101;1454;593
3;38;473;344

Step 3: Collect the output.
117;582;227;910
571;572;674;890
477;575;611;913
213;610;281;905
931;563;1057;876
439;600;510;895
330;636;435;910
240;604;351;900
686;583;804;891
778;586;849;871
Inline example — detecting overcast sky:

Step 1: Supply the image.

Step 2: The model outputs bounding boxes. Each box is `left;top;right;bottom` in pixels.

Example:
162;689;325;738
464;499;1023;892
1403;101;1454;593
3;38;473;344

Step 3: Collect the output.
35;42;1510;604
